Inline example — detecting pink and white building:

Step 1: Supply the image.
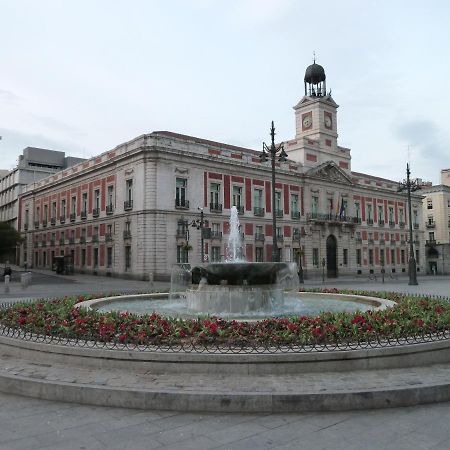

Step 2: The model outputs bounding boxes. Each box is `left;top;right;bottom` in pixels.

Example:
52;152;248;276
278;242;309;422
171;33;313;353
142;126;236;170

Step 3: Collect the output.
18;63;425;279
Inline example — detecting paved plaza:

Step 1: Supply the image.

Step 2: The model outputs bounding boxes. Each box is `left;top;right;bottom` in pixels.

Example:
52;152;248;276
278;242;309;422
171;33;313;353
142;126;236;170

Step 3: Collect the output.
0;269;450;449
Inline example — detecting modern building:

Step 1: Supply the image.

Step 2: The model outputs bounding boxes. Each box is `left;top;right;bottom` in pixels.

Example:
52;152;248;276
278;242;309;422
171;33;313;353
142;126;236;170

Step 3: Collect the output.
0;147;85;229
18;62;425;280
421;169;450;274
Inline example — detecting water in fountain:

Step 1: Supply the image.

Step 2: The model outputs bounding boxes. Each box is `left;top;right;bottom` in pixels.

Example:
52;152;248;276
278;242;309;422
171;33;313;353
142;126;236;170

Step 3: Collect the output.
178;205;299;316
225;206;244;262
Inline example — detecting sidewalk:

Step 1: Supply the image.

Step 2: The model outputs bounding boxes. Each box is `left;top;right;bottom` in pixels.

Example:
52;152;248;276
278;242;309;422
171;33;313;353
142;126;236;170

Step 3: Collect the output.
1;265;171;302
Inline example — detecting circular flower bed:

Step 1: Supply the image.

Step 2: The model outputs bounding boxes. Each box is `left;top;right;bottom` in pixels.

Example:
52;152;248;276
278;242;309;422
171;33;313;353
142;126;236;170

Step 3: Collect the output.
0;289;449;347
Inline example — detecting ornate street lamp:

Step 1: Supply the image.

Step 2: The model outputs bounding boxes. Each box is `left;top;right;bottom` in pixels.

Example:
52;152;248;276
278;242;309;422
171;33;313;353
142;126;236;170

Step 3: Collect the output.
260;121;288;262
191;207;209;263
397;163;420;285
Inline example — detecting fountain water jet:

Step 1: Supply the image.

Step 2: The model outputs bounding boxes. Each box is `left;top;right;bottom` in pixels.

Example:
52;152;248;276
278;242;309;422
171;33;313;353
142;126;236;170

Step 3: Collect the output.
183;206;299;315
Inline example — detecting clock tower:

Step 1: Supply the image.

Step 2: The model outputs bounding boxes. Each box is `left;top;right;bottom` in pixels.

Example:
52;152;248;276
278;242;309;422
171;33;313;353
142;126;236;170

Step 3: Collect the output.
293;61;339;151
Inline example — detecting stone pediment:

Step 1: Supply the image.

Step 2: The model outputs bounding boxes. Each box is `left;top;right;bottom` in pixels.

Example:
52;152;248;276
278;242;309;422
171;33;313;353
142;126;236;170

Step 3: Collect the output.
306;161;353;185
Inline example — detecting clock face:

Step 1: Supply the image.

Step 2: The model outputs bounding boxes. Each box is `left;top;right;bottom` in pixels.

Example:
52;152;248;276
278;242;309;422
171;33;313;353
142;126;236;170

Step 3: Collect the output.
302;115;312;128
324;115;332;128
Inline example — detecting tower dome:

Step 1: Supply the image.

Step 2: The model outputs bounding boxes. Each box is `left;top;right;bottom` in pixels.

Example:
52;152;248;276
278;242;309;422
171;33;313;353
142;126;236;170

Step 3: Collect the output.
304;63;326;85
304;61;327;97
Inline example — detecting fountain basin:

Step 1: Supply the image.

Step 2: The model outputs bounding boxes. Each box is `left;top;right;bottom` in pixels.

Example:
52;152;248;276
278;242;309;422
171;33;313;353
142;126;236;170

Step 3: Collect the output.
80;292;395;320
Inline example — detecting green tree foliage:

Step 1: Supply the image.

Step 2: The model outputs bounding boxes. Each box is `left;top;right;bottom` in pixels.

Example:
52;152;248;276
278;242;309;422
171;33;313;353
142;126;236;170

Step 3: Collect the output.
0;222;22;260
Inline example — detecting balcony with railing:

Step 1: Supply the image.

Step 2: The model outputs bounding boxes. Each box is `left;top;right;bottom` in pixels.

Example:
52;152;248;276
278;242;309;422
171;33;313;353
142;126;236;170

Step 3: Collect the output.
79;236;86;244
426;239;436;246
379;238;385;245
50;239;55;246
367;218;374;225
106;205;114;215
42;241;47;247
69;237;75;245
105;233;113;242
276;234;284;243
356;237;362;244
401;240;406;245
59;215;66;224
291;210;300;220
255;233;265;241
124;200;133;211
307;212;360;225
175;199;190;210
389;221;395;227
390;239;396;245
209;203;222;213
292;232;301;242
123;230;132;239
176;230;189;239
368;239;374;244
92;208;100;218
81;210;87;220
34;221;40;229
275;209;284;218
253;207;264;216
70;213;76;222
50;217;56;226
24;223;28;231
59;238;65;245
426;222;436;229
211;231;222;239
42;220;48;228
378;220;385;227
92;234;99;243
414;223;419;229
399;222;405;228
235;205;245;215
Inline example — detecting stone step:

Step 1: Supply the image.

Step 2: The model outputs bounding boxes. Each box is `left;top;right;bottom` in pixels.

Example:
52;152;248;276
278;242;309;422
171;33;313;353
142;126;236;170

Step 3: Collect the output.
2;352;450;412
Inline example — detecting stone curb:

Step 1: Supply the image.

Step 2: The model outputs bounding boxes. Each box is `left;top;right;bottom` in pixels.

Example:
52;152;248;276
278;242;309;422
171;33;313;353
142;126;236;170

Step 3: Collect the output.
2;368;450;412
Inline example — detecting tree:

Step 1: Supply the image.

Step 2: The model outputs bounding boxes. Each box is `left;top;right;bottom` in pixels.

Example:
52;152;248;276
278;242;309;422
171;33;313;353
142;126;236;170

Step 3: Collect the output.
0;222;22;262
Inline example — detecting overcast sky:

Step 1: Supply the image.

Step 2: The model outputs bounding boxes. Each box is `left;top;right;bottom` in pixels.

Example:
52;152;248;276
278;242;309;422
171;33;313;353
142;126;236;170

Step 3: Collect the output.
1;0;449;184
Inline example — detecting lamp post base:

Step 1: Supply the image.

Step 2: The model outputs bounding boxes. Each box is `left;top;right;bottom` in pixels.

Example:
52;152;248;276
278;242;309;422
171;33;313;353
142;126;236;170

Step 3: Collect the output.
408;258;418;286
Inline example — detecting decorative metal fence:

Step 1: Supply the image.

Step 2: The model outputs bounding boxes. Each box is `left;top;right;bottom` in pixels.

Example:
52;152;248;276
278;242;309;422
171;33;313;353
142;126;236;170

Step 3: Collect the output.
0;293;449;354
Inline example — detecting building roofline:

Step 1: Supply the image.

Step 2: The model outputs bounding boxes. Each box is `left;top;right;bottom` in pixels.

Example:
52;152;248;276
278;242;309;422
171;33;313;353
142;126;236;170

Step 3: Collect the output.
152;131;261;156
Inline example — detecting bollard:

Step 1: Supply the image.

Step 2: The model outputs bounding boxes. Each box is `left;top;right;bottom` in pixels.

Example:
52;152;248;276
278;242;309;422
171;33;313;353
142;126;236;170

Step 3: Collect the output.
21;272;31;289
4;275;10;294
149;272;154;289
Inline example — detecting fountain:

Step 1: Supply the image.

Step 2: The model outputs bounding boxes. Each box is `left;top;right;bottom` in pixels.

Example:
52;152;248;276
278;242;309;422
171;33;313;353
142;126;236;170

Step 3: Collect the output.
186;206;298;315
91;206;392;319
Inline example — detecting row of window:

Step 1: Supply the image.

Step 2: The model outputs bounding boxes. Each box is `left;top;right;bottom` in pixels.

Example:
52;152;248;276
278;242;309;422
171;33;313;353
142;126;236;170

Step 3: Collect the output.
26;180;134;227
30;245;131;270
33;222;131;244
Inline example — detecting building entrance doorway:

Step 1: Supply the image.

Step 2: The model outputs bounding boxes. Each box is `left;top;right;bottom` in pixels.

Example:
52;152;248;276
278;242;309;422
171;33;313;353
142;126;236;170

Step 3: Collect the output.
326;234;337;278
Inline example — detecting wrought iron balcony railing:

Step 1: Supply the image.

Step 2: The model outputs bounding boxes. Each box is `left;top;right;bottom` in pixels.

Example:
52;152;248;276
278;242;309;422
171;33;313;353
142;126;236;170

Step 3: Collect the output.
106;205;114;215
92;208;100;218
253;207;265;216
124;200;133;211
175;199;190;209
291;210;300;219
81;211;87;220
209;203;222;213
254;233;265;241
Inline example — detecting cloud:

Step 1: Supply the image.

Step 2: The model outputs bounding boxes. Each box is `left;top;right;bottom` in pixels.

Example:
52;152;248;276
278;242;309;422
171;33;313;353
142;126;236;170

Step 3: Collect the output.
233;0;295;27
29;114;84;138
0;89;21;104
0;127;88;170
394;119;449;161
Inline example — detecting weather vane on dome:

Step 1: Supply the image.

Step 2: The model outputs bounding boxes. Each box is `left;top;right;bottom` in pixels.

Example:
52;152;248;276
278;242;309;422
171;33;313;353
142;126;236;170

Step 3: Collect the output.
313;51;316;63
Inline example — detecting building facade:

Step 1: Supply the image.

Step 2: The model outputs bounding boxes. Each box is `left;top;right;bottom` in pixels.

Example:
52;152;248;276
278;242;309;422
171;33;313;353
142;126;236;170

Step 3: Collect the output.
0;147;85;229
421;169;450;274
18;63;425;279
